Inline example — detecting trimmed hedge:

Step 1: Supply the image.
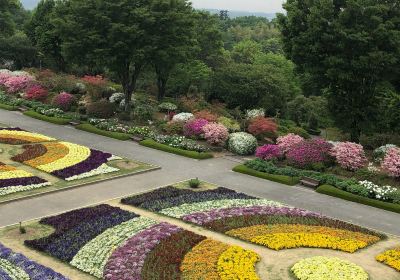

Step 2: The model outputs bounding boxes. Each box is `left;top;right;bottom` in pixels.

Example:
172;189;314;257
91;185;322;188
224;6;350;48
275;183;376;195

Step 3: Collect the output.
76;123;131;141
24;111;72;125
233;165;300;186
0;103;17;111
140;139;213;160
317;184;400;214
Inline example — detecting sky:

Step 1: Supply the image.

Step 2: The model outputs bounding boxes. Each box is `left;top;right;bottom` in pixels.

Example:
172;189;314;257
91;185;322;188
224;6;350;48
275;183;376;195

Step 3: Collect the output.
191;0;285;13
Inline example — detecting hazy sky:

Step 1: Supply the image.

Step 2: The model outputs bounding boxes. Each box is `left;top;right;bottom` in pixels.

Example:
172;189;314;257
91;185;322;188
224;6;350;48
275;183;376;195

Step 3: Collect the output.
191;0;285;13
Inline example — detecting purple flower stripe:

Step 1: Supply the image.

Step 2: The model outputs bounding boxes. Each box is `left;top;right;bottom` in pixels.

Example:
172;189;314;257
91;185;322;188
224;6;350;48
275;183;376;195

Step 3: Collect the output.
0;127;25;131
51;149;112;179
182;206;323;225
104;223;182;280
0;176;47;189
0;268;12;280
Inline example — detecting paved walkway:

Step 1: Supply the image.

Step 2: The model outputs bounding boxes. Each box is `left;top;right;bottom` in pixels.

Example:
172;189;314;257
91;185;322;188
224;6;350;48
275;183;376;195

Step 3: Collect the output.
0;110;399;235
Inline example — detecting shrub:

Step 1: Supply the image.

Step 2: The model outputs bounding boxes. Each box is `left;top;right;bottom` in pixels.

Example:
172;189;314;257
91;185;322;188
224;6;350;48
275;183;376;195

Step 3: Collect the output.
76;124;131;140
381;148;400;178
361;133;400;150
52;92;75;111
140;139;213;159
373;144;397;163
203;123;229;145
331;142;367;171
86;100;115;118
194;110;218;122
246;108;264;120
4;75;34;94
158;102;177;112
287;127;310;139
188;178;200;188
184;118;209;138
162;121;184;135
286;138;333;168
255;144;282;161
24;111;72;125
248;117;277;138
109;92;125;104
218;116;240;132
172;112;194;123
276;133;304;153
24;85;48;101
228;132;258;155
133;104;155;122
70;82;86;95
81;75;107;86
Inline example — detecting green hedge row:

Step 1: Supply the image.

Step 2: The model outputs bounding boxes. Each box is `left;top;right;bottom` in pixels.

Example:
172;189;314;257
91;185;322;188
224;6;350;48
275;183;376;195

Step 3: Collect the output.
24;111;72;125
0;103;17;111
317;185;400;214
140;139;213;160
232;165;300;186
76;124;132;141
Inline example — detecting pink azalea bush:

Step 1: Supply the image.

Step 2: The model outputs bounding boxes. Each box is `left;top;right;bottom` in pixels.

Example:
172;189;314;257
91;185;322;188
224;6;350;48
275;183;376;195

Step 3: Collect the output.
203;123;229;145
24;85;48;101
381;147;400;177
276;133;304;154
330;142;367;171
3;75;34;94
286;138;333;168
52;92;75;111
183;118;209;138
256;144;282;161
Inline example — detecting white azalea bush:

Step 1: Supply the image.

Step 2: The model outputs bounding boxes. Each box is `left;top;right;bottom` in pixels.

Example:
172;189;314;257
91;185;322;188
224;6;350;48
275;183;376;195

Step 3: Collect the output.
358;180;398;201
172;112;194;123
291;256;368;280
246;109;264;120
228;132;258;155
109;92;125;104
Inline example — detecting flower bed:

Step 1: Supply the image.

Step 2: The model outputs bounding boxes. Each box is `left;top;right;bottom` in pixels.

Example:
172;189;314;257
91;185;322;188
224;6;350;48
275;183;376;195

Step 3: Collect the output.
0;162;51;197
0;243;68;280
0;127;56;144
12;142;119;181
26;204;260;279
121;185;384;253
291;256;368;280
376;247;400;271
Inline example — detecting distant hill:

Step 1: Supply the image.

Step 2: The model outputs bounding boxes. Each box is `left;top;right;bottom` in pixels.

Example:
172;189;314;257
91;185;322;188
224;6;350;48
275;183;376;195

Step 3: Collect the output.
204;9;277;20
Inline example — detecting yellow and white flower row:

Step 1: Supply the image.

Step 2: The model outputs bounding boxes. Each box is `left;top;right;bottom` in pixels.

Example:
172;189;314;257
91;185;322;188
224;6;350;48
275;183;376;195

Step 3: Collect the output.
0;182;51;197
0;130;55;143
65;164;119;181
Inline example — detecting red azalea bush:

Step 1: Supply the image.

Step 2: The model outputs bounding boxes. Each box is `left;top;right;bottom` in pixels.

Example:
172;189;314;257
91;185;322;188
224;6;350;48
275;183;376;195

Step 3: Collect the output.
330;142;368;171
248;117;277;137
256;144;282;161
381;147;400;177
286;138;333;168
184;118;209;138
24;85;48;101
81;75;107;86
203;123;229;145
194;110;218;122
52;92;75;111
276;133;304;154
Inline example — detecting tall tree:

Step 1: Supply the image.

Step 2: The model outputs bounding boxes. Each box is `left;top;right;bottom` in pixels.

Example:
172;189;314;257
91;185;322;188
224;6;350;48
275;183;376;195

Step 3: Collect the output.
53;0;153;111
0;0;18;37
278;0;400;142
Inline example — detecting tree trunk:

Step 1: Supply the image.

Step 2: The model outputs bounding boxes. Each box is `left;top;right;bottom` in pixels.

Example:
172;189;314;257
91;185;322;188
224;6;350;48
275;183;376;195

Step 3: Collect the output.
157;76;168;101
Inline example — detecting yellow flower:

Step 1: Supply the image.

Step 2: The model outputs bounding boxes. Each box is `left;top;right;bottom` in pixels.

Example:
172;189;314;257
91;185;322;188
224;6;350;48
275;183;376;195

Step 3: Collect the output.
376;247;400;271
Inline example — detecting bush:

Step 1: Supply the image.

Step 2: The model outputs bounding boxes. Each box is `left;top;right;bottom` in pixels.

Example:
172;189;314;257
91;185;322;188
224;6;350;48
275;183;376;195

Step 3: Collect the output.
246;108;264;120
24;111;72;125
248;117;277;138
76;124;131;140
381;148;400;178
194;110;218;122
286;138;333;169
162;121;184;135
228;132;258;155
133;104;155;122
172;112;194;123
86;100;115;118
158;102;177;112
184;118;209;138
217;116;240;132
255;144;282;161
189;178;200;188
203;123;229;145
287;127;311;139
52;92;75;111
331;142;367;171
0;103;17;110
3;75;34;94
109;92;125;104
373;144;397;163
360;133;400;150
81;75;107;86
24;85;48;101
233;165;300;186
276;133;304;153
140;139;213;159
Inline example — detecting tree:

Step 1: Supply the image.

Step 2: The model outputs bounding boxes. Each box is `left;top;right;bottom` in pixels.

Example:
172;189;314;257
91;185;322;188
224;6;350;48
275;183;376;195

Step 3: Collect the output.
0;31;36;69
278;0;400;142
0;0;19;37
231;40;263;64
53;0;153;112
148;0;196;100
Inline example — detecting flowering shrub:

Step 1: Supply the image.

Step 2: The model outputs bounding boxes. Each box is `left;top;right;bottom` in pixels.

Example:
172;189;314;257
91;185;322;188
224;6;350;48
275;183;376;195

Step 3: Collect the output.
331;142;367;171
248;117;277;137
291;256;368;280
163;121;184;135
246;108;264;120
276;133;304;154
286;138;333;168
24;85;48;101
218;116;240;132
376;247;400;271
381;147;400;177
255;144;282;161
4;75;34;94
158;102;177;112
228;132;258;155
109;92;125;104
373;144;397;162
358;180;398;201
194;110;218;122
184;118;209;138
81;75;107;86
172;112;194;123
52;92;75;111
203;123;229;145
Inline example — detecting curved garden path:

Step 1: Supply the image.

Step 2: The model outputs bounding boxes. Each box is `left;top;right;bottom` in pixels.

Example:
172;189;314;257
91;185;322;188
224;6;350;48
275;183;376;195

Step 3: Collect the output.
0;109;399;236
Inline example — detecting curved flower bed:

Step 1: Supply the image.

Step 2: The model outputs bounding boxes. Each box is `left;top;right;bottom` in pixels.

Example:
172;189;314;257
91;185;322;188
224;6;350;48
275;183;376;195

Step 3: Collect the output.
12;142;119;181
0;243;68;280
0;162;51;197
291;256;368;280
0;127;56;144
376;247;400;271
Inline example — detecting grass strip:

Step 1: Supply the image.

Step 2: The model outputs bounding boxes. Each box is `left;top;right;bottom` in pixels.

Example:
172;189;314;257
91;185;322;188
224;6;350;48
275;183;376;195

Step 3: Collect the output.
24;111;72;125
76;123;132;141
0;103;17;111
140;139;213;159
233;165;300;186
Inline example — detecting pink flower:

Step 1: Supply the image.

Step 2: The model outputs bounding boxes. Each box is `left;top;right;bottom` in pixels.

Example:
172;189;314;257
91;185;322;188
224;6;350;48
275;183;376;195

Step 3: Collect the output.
183;118;209;137
381;147;400;177
256;144;282;160
25;85;48;101
3;75;34;94
276;133;304;153
203;123;229;145
286;138;333;168
52;92;75;111
331;142;367;171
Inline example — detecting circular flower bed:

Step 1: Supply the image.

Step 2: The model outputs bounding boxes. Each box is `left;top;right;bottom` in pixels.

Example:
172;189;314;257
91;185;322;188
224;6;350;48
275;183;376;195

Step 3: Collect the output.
291;256;369;280
228;132;258;155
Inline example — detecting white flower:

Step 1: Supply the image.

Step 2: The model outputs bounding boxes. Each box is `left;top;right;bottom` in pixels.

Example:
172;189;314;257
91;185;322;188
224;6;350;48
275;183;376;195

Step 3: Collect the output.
172;113;194;123
246;109;264;120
